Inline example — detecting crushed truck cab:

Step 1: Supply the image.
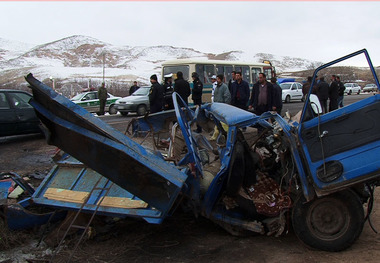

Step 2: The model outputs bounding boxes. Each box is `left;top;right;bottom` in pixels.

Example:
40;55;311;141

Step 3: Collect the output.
26;49;380;252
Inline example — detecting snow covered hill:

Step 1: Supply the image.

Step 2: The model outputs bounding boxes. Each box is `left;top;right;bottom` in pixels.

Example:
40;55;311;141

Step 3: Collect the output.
0;35;323;88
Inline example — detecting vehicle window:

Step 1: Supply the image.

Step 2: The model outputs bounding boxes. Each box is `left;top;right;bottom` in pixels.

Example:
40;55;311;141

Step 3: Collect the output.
8;92;32;109
263;68;273;79
133;87;150;96
163;66;190;81
71;93;82;100
196;64;214;84
291;84;297;90
280;83;291;90
0;93;10;109
84;93;96;100
251;68;260;83
216;65;233;82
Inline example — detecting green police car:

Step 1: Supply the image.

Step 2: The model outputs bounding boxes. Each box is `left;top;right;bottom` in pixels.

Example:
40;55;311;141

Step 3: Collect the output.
71;91;121;115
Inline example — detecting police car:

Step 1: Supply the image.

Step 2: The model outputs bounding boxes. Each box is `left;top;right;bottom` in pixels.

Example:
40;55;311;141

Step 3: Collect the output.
71;91;121;115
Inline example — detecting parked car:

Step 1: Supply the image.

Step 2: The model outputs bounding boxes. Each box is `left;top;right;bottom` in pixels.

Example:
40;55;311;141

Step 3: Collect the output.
344;83;361;95
70;91;120;115
114;86;150;116
0;89;41;136
362;83;377;93
280;82;303;103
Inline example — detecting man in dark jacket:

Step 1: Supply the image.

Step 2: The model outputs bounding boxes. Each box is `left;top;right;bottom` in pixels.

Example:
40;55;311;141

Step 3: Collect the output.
271;77;282;115
302;76;312;101
329;75;339;112
248;73;274;115
231;72;250;110
129;81;140;95
97;82;107;115
316;76;329;114
174;71;191;105
191;72;203;133
163;73;174;110
149;74;164;114
337;76;345;108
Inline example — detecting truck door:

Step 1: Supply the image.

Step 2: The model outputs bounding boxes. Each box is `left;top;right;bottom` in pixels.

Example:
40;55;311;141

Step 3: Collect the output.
298;86;380;194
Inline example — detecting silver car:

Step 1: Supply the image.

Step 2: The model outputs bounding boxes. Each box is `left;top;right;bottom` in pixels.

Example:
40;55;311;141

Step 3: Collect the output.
115;86;150;116
362;83;377;93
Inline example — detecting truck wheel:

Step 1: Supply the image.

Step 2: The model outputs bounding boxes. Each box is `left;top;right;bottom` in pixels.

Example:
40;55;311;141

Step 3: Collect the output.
285;95;291;103
137;105;147;116
292;190;364;252
109;105;117;115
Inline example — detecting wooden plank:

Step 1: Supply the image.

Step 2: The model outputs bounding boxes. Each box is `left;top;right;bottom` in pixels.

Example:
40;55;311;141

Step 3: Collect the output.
44;188;89;203
98;196;148;209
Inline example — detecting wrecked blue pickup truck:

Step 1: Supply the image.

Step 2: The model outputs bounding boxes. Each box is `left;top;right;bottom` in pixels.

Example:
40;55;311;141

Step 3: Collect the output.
24;49;380;252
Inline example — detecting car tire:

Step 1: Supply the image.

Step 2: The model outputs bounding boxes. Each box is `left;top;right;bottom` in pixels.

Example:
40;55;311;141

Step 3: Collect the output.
348;90;352;95
137;105;147;116
108;105;117;115
292;190;364;252
357;90;360;95
285;95;291;103
120;112;129;116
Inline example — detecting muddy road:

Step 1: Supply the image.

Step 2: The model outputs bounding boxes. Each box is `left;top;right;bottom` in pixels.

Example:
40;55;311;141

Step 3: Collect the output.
1;134;380;262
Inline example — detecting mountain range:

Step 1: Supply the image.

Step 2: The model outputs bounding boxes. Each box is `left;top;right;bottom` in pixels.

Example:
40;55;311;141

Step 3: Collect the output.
0;35;325;90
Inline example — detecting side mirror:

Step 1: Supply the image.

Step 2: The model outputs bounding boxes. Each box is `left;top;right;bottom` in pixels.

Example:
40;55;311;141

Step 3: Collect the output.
309;94;322;114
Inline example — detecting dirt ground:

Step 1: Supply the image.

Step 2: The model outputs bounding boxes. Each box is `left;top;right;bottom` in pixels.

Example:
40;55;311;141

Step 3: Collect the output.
1;134;380;263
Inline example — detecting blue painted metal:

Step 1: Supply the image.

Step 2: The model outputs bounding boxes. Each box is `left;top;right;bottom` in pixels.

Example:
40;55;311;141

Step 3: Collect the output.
32;154;165;223
6;203;67;230
25;74;188;215
297;49;380;196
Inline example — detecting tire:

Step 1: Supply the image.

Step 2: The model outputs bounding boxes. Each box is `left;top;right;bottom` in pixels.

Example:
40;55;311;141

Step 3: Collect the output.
357;90;360;95
348;90;352;95
108;105;117;115
285;95;291;103
136;105;147;116
292;190;364;252
120;112;129;116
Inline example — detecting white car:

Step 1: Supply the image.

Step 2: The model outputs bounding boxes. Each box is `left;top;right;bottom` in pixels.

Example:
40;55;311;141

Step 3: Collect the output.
280;82;303;103
344;83;361;95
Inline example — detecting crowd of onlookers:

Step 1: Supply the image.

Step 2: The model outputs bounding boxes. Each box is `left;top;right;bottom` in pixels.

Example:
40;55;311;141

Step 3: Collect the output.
115;72;348;125
302;75;346;114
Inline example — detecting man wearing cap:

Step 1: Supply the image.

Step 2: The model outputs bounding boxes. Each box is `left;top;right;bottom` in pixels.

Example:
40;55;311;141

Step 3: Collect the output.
149;74;164;114
211;75;217;102
174;71;191;105
191;72;203;133
97;82;107;115
163;73;174;110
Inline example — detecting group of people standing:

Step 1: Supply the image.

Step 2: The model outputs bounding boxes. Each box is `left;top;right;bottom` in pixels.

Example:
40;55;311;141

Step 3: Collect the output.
302;75;346;114
148;71;192;113
228;71;283;116
147;70;284;130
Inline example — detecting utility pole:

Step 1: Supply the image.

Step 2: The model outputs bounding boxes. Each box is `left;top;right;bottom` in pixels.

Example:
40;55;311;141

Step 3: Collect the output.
102;51;106;83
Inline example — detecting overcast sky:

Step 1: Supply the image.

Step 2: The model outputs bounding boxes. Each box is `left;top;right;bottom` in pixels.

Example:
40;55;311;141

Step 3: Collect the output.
1;1;380;66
